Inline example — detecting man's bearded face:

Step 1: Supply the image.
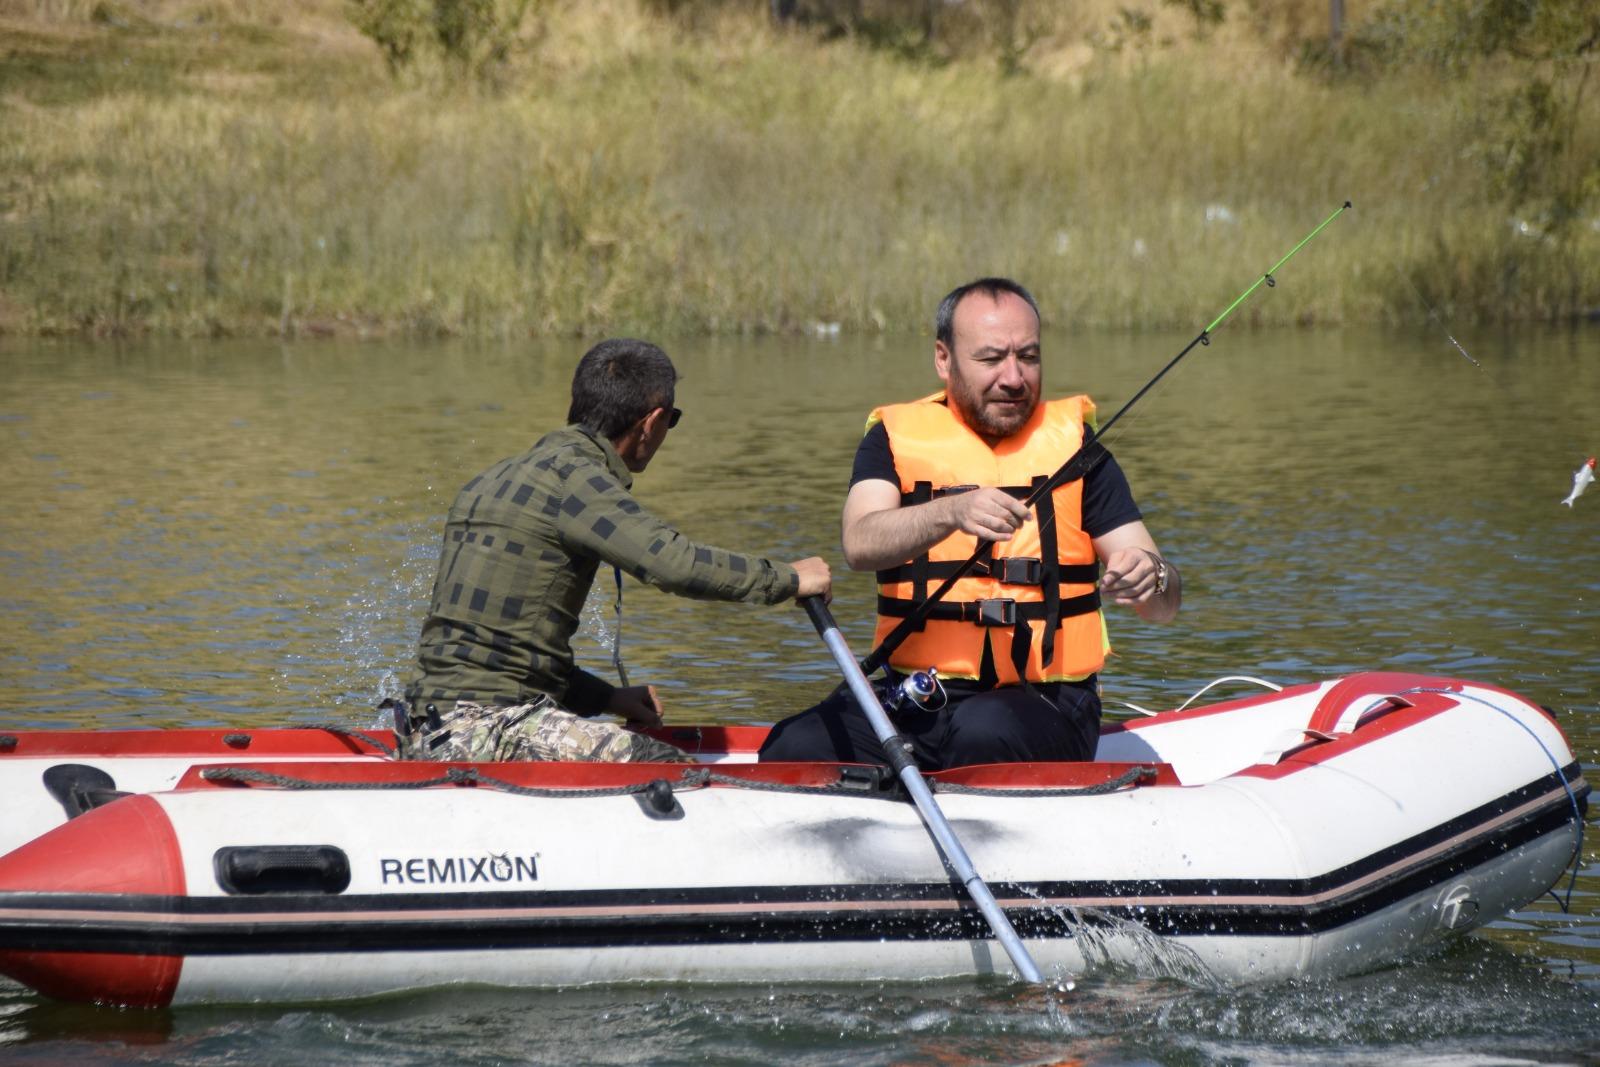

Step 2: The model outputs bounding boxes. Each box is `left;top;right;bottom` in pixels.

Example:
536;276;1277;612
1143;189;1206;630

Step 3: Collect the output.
938;291;1042;443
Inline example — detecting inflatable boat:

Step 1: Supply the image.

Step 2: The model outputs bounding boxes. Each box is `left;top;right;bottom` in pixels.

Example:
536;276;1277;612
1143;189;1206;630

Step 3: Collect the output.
0;672;1585;1006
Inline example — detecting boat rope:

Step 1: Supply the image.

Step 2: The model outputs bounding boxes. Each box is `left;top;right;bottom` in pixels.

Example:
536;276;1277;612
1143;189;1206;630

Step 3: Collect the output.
203;766;469;791
929;765;1156;796
198;764;861;799
301;723;398;759
1396;687;1587;913
200;765;710;800
468;767;909;804
198;763;1157;801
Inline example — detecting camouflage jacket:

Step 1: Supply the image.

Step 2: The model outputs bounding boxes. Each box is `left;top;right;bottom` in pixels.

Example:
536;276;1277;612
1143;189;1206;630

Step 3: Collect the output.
407;426;799;716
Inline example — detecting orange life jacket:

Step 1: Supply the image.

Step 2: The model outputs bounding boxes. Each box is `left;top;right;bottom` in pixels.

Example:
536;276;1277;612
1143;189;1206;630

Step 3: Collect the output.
870;392;1108;684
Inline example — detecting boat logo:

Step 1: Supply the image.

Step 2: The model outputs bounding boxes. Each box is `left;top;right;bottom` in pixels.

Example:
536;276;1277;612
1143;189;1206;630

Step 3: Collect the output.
379;852;539;886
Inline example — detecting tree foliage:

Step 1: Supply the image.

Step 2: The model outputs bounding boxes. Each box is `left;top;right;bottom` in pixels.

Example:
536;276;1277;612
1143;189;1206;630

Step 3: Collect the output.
1162;0;1225;39
1353;0;1598;287
348;0;535;83
762;0;1056;72
1355;0;1597;69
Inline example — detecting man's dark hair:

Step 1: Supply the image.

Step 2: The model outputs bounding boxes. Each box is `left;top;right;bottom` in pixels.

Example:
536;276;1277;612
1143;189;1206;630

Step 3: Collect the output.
567;338;679;440
934;277;1041;348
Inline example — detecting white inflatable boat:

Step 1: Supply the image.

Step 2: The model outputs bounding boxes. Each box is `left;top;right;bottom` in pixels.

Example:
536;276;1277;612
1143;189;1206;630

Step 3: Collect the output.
0;672;1584;1006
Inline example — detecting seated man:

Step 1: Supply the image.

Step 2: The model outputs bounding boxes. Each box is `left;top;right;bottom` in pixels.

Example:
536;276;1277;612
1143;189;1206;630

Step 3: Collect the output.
760;278;1180;769
405;338;831;763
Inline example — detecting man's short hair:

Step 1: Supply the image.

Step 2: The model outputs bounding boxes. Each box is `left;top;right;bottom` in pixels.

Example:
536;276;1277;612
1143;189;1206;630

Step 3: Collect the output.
567;338;678;440
934;277;1041;348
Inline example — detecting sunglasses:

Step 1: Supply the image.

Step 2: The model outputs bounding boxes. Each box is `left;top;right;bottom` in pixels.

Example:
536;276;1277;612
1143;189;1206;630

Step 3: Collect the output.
667;407;683;429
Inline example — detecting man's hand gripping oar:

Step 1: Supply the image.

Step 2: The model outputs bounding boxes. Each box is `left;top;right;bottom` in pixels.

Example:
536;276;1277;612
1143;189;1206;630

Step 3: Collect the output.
798;596;1046;984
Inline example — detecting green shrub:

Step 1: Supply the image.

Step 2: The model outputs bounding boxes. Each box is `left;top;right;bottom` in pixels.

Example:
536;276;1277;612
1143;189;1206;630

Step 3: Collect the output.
348;0;534;82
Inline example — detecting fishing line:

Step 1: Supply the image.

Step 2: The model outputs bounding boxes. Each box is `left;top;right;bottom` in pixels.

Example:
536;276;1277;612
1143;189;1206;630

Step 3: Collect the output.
1402;265;1594;510
861;202;1353;676
1400;270;1482;369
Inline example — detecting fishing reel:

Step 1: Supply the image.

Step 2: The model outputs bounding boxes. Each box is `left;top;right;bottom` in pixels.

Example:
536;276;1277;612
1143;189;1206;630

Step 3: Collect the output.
883;668;947;716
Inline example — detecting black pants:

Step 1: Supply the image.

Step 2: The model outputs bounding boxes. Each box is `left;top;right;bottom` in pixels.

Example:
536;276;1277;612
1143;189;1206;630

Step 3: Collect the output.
759;674;1102;770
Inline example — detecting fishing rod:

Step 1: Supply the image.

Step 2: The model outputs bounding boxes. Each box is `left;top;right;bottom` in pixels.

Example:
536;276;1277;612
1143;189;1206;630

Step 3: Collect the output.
861;201;1353;677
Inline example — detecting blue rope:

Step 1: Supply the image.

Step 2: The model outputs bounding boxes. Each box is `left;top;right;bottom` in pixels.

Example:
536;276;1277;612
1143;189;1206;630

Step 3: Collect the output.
1391;687;1587;913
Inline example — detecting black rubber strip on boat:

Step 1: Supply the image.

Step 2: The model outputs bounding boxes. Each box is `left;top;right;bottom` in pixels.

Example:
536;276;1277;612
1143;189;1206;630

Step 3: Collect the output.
0;770;1582;956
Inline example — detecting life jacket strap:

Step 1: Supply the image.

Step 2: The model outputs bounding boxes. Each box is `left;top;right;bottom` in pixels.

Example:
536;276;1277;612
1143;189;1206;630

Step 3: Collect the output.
898;483;1032;507
875;591;1102;626
874;558;1100;586
908;481;934;628
895;449;1104;508
1033;474;1062;668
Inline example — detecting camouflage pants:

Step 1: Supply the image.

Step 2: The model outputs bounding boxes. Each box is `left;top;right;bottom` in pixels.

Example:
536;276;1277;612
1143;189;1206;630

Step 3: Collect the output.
403;698;693;764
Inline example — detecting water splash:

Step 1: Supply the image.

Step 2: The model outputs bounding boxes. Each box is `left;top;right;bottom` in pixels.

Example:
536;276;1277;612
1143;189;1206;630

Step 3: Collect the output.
1067;906;1220;988
1017;886;1221;990
580;585;616;651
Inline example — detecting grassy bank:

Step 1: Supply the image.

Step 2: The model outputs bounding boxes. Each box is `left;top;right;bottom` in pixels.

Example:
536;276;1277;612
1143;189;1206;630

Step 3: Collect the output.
0;0;1596;338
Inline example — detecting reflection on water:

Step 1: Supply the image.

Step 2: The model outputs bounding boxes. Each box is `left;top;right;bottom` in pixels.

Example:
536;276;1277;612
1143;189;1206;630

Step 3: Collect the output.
0;327;1597;1061
1;939;1596;1066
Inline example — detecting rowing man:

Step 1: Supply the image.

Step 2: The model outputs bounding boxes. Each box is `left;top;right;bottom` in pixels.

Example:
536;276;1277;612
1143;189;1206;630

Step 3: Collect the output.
761;278;1180;768
405;338;831;763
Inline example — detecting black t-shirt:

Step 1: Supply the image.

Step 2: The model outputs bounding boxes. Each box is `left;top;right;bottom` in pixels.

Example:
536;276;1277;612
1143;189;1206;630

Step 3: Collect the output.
850;420;1142;538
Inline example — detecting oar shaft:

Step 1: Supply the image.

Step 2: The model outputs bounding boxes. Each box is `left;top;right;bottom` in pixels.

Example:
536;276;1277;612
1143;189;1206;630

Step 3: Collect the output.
802;597;1044;984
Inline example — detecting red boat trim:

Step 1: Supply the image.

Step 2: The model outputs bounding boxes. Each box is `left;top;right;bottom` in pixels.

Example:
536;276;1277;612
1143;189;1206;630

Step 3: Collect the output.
1238;693;1497;780
0;729;395;758
1302;673;1463;735
1101;672;1555;739
174;759;1177;793
645;725;769;754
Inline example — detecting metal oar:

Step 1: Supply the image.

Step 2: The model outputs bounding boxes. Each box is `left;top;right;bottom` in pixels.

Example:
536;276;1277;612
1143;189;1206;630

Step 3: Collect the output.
799;596;1044;984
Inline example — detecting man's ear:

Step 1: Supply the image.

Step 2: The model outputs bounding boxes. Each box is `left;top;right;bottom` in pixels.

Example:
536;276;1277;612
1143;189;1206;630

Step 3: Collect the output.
639;406;667;437
934;341;953;383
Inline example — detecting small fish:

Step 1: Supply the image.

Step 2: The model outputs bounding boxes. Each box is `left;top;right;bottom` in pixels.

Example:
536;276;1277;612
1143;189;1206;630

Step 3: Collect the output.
1561;457;1596;507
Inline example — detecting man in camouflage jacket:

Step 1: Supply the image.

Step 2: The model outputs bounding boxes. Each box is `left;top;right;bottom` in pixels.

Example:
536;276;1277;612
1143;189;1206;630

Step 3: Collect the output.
405;338;832;762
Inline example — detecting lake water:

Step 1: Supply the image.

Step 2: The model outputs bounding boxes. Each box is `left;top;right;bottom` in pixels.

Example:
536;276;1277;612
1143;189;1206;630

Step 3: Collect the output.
0;327;1597;1064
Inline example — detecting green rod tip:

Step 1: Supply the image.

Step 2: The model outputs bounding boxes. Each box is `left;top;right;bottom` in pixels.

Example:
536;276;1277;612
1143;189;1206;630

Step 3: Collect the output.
1344;200;1353;208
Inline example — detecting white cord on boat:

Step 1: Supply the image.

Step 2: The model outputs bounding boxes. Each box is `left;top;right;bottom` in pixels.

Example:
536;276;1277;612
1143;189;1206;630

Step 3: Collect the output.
1103;701;1159;718
1174;675;1283;711
1106;674;1284;718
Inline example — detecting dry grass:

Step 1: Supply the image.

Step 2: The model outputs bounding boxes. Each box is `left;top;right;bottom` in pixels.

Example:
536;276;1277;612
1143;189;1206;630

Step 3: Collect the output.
0;0;1593;338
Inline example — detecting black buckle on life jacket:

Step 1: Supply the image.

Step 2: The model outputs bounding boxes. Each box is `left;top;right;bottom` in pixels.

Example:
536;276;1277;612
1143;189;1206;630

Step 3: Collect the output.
992;556;1042;585
969;598;1017;626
